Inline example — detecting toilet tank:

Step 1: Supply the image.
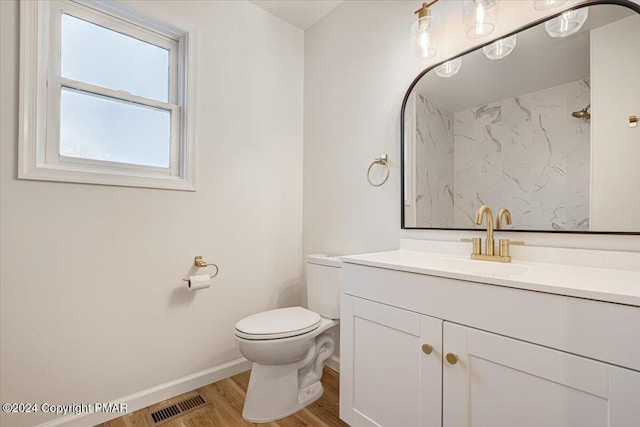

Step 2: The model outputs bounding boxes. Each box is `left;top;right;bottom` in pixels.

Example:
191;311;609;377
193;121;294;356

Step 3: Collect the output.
306;254;341;319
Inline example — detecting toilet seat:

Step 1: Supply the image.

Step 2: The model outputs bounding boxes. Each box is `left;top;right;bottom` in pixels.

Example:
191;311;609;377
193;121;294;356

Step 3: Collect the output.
235;307;321;340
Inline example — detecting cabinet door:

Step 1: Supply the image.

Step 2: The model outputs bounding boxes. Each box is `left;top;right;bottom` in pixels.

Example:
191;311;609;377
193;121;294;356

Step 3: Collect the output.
340;295;442;427
443;322;640;427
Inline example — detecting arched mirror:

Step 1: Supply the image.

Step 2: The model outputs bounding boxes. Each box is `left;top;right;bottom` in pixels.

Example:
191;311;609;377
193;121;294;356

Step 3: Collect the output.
401;1;640;233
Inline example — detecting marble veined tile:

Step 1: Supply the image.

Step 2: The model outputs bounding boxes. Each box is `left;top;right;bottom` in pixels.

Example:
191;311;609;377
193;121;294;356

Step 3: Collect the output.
450;79;590;231
453;111;477;228
502;95;533;227
415;95;454;227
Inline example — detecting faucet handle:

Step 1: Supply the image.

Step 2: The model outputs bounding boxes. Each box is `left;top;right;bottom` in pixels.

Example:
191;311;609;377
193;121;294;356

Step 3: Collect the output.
461;237;482;255
498;239;524;258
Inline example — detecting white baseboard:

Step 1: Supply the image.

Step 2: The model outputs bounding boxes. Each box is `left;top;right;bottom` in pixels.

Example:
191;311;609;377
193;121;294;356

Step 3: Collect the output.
326;355;340;373
36;357;252;427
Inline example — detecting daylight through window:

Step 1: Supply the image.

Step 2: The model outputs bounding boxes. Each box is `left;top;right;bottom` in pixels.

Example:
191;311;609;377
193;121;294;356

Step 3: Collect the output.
19;0;196;190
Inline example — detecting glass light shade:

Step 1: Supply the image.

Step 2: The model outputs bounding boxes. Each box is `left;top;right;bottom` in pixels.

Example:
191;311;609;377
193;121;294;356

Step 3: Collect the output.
482;35;517;60
545;8;589;37
411;16;439;59
435;58;462;78
463;0;500;39
534;0;566;11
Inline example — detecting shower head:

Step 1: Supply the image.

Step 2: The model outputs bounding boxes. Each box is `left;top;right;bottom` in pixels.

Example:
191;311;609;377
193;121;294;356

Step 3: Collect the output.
571;103;591;121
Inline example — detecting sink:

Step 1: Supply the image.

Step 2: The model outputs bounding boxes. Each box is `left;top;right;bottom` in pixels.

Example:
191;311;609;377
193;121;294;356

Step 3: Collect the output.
441;257;533;277
395;252;534;278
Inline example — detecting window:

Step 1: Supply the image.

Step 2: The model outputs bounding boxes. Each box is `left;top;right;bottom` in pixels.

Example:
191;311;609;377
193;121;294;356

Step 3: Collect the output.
19;0;197;190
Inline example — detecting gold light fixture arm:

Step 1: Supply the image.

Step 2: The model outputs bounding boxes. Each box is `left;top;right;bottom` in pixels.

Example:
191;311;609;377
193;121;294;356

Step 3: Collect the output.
415;0;440;18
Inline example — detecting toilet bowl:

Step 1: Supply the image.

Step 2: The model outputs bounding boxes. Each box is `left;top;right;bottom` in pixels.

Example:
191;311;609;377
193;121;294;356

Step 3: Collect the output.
234;255;341;423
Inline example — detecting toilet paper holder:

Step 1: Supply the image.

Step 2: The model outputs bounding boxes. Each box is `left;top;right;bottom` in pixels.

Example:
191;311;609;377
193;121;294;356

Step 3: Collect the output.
182;256;219;281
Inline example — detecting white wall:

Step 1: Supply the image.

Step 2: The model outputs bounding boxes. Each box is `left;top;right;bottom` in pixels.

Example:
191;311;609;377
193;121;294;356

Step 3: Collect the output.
590;14;640;232
0;1;303;426
303;0;640;258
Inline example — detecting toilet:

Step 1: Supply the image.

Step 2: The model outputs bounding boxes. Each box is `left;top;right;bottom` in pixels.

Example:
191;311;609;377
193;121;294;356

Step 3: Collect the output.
234;254;341;422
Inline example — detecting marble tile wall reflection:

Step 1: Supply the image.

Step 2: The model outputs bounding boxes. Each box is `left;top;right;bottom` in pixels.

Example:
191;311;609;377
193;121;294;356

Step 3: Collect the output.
453;79;590;230
416;79;590;230
415;94;455;227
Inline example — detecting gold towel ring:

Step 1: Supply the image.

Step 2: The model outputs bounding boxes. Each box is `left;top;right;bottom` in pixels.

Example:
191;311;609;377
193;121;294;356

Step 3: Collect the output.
367;154;390;187
182;256;219;281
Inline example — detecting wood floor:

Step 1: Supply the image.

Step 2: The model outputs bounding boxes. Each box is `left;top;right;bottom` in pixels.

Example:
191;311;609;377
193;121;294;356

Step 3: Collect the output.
96;367;348;427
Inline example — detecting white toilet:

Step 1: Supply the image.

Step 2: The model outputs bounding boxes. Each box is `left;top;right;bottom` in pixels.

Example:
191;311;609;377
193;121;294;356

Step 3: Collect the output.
234;254;341;422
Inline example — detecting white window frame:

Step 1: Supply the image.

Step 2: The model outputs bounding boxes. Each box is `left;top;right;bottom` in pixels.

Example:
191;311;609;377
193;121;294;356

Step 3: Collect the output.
19;0;198;191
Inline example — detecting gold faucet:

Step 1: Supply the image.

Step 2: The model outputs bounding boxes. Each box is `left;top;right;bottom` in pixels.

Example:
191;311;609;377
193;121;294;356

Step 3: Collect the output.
461;205;524;263
475;205;495;256
496;207;512;229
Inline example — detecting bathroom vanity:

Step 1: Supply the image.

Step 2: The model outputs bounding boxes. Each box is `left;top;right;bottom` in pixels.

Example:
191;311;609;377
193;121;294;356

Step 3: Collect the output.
339;240;640;427
343;1;640;424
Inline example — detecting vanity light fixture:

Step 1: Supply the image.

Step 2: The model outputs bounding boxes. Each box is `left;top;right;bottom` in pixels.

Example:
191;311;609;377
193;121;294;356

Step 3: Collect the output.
463;0;500;39
435;58;462;78
411;0;440;58
411;0;440;59
534;0;566;11
545;8;589;37
483;35;517;60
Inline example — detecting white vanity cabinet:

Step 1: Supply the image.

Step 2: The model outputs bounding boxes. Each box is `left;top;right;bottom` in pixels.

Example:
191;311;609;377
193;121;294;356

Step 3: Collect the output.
340;261;640;427
443;322;640;427
340;296;442;427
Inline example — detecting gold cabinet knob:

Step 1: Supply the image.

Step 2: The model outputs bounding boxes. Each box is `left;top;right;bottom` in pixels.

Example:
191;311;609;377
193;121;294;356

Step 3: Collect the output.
421;344;433;355
446;353;458;365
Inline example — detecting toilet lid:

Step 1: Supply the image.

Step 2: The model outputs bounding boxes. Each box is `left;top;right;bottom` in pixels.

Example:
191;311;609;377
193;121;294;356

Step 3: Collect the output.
235;307;321;340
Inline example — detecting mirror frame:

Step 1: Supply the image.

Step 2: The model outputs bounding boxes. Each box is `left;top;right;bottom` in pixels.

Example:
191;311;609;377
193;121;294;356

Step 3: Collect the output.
400;0;640;235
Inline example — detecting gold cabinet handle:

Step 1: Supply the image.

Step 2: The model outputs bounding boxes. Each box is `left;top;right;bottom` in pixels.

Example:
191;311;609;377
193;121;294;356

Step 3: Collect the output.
446;353;458;365
422;344;433;355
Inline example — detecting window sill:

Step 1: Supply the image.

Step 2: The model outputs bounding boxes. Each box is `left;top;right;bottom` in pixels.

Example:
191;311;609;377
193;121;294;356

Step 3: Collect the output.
18;163;197;191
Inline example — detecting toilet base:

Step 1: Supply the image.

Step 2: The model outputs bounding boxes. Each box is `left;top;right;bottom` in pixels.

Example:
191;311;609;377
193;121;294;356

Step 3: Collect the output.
242;362;325;423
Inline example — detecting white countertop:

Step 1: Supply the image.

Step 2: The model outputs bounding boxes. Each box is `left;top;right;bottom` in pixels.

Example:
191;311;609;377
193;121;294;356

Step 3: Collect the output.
340;249;640;307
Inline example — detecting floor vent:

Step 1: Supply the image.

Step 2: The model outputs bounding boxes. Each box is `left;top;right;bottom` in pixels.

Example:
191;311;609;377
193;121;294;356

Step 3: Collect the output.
148;394;208;425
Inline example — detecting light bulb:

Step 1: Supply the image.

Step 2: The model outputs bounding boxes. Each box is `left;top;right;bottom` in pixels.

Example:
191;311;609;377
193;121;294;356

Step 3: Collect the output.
463;0;499;39
483;35;517;60
544;8;588;37
411;15;439;58
420;21;431;56
475;3;485;36
435;58;462;78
